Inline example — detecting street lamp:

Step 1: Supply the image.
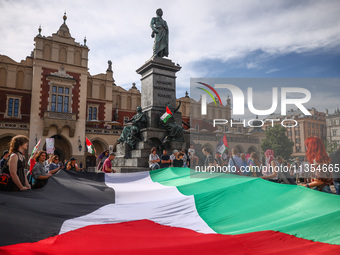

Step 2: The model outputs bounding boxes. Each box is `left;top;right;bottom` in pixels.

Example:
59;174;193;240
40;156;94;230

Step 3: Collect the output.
78;136;82;152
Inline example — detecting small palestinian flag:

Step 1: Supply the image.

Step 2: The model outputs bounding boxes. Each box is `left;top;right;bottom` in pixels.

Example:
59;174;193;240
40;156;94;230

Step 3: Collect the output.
216;135;229;154
160;106;173;124
28;138;41;166
86;137;95;154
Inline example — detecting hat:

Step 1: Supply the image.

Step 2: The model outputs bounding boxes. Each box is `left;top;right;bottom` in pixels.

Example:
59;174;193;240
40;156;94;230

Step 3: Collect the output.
173;150;179;154
70;157;76;161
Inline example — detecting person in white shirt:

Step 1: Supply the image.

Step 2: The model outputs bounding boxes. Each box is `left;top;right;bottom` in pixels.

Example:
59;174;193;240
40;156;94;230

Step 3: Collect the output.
149;147;160;170
188;145;199;166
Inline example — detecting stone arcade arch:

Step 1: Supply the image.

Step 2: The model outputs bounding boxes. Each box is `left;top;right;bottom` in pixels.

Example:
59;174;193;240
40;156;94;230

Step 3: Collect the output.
42;134;72;162
0;134;15;156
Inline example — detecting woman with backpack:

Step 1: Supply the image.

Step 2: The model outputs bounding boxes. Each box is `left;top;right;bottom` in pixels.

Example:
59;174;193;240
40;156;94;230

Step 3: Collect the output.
4;135;31;191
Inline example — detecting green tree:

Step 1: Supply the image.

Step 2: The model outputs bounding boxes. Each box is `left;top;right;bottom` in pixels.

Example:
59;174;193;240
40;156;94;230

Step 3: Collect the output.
325;139;338;154
261;125;294;159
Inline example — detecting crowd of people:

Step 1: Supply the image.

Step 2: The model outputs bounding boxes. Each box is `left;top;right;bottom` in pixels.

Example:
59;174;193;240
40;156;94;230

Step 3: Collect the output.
1;135;339;195
197;137;339;195
0;135;87;191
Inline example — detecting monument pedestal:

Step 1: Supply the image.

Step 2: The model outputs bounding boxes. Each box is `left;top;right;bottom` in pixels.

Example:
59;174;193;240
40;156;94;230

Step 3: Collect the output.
113;57;188;173
136;57;182;128
114;127;189;173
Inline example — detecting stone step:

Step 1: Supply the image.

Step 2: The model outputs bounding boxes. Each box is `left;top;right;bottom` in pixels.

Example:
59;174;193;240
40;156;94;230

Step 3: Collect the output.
131;149;151;158
135;142;152;150
114;167;150;173
113;157;149;167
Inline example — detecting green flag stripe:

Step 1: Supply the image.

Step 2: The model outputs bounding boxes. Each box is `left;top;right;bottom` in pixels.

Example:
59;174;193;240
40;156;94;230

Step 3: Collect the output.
150;167;340;245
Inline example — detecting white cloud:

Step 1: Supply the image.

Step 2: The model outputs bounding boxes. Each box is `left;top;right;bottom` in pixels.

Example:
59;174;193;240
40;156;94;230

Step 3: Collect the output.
266;68;279;74
1;0;339;96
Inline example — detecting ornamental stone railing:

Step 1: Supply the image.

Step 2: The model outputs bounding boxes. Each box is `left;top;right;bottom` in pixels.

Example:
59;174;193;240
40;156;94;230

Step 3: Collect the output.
43;111;77;137
44;111;77;120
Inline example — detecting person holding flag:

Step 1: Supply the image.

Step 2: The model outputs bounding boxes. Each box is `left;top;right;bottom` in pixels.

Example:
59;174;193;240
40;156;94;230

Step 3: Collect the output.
28;138;41;174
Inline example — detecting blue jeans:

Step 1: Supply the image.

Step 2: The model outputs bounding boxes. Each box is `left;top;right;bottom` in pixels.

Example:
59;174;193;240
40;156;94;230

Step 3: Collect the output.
313;185;331;193
334;181;340;195
150;163;160;170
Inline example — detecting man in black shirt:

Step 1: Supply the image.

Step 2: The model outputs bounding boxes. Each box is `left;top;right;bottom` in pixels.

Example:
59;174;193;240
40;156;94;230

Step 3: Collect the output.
160;149;171;168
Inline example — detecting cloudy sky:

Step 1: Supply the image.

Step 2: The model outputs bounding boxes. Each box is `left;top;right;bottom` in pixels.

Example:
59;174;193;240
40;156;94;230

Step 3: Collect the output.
1;0;339;115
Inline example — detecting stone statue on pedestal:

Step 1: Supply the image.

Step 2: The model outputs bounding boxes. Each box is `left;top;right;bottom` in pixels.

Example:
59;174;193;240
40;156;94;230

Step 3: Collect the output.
150;8;169;58
118;106;147;148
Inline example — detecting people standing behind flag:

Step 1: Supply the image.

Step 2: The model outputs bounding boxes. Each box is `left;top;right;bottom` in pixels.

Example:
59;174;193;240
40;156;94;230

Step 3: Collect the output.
301;156;310;184
214;152;222;166
170;150;178;165
181;149;189;167
188;145;199;167
228;148;243;175
48;155;62;173
248;152;262;177
7;135;31;191
31;151;53;189
299;137;333;193
97;149;109;171
67;157;83;171
172;152;184;167
0;150;9;172
160;149;171;168
330;146;340;195
240;153;249;175
103;152;116;173
202;147;214;169
261;149;279;182
149;147;160;170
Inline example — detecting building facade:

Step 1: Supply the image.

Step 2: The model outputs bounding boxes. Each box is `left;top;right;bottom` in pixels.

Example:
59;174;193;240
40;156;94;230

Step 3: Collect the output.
0;14;141;167
326;108;340;149
263;108;327;157
0;14;264;168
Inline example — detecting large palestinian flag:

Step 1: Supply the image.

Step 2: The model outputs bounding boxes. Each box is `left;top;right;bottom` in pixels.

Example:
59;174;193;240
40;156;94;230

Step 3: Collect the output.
0;168;339;254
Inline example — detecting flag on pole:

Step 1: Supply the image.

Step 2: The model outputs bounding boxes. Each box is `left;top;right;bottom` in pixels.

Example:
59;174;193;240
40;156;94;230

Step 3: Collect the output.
28;138;41;166
216;134;229;154
160;106;173;124
86;137;95;154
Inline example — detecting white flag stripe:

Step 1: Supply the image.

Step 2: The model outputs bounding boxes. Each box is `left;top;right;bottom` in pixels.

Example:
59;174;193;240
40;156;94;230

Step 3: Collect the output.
59;172;215;235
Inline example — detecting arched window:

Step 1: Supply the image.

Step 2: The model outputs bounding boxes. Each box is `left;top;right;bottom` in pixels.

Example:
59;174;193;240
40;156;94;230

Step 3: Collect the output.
99;84;105;99
74;50;81;66
43;44;51;60
59;47;67;63
0;68;7;86
16;71;25;89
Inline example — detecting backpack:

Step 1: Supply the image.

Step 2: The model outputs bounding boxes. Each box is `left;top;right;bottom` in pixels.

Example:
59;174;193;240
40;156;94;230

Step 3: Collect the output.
0;158;14;191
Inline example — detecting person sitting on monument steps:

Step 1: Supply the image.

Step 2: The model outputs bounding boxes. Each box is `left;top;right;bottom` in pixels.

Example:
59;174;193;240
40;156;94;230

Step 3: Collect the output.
172;152;184;168
118;106;147;148
149;147;160;170
160;149;171;168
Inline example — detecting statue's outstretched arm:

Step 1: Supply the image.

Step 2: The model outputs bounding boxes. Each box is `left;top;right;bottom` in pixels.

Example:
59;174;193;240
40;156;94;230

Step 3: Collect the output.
174;100;181;113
